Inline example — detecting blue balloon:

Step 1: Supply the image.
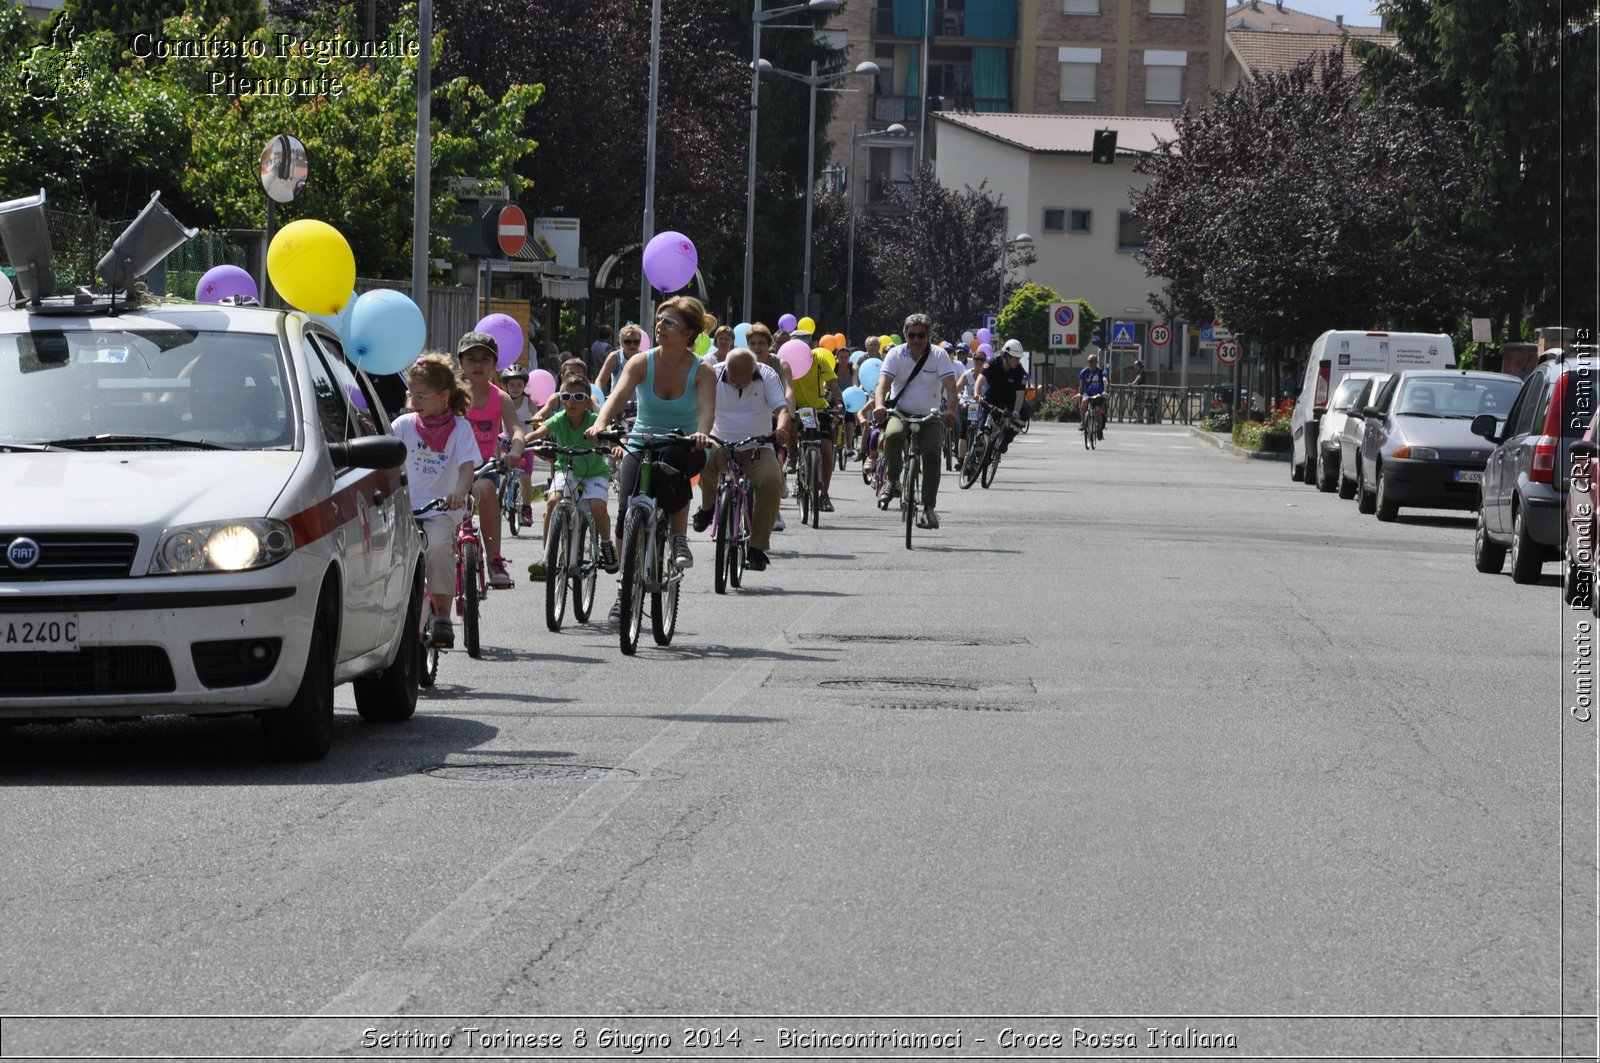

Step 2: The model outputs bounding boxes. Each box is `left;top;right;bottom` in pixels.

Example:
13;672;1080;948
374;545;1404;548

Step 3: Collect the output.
850;349;867;365
841;385;869;413
733;322;751;348
591;383;604;403
857;357;884;393
346;288;425;375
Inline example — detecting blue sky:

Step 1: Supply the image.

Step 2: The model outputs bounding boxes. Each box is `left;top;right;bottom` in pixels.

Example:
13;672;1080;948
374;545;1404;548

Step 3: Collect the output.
1274;0;1384;26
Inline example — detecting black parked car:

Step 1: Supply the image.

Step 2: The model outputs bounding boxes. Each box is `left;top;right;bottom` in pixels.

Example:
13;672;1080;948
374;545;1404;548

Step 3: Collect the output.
1471;354;1600;583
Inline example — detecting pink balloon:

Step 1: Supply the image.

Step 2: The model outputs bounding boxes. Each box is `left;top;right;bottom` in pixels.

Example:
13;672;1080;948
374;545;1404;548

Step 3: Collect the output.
475;313;525;371
642;231;698;292
977;342;993;356
639;330;652;348
778;339;814;378
777;313;798;332
528;368;557;404
976;327;992;344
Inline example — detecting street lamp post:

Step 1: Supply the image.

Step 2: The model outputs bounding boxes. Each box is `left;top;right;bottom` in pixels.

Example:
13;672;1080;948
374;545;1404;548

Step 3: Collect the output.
742;0;839;324
759;58;878;319
845;121;909;341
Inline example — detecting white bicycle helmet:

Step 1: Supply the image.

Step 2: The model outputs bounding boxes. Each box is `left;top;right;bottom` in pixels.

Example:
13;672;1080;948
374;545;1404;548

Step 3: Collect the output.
1000;338;1024;356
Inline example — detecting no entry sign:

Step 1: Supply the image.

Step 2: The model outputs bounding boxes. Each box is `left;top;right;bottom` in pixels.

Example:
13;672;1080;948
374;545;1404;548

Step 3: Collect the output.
497;204;527;256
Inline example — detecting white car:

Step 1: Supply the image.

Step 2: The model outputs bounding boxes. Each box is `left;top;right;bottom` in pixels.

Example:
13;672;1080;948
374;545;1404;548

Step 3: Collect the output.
0;300;425;759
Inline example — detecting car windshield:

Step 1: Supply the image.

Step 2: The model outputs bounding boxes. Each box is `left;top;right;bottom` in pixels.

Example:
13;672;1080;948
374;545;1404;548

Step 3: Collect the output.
0;327;294;450
1394;377;1520;420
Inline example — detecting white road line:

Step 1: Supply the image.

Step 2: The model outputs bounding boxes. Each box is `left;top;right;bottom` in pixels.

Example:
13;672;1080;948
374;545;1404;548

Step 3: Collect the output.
1169;445;1196;449
281;600;830;1047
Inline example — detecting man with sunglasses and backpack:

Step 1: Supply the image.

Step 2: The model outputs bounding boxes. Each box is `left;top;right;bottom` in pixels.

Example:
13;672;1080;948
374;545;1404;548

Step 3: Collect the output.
870;313;960;530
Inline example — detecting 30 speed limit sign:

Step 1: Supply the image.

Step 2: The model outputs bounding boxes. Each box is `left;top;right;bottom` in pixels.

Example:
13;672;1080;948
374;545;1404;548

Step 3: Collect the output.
1149;325;1170;347
1216;338;1241;365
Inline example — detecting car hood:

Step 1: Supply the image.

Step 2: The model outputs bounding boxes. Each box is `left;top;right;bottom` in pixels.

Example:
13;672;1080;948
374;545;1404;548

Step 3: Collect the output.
2;451;303;530
1389;416;1495;458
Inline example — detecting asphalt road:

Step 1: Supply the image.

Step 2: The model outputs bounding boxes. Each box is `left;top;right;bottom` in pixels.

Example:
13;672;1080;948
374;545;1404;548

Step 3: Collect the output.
2;422;1594;1060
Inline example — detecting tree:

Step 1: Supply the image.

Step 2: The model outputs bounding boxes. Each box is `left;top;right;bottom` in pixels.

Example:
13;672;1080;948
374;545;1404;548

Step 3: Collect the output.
858;165;1034;340
1132;50;1489;351
997;282;1096;357
1356;0;1597;336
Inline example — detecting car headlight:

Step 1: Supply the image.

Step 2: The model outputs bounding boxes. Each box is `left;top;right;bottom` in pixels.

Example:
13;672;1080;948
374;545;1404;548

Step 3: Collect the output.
149;519;295;575
1394;445;1439;460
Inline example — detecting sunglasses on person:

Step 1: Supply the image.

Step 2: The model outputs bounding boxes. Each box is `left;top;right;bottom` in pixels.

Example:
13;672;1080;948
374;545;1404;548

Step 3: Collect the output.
623;338;641;346
557;391;589;402
655;315;682;330
906;331;928;340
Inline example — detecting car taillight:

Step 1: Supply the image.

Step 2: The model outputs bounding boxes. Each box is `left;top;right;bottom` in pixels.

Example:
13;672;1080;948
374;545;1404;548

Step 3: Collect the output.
1532;437;1558;484
1314;364;1329;407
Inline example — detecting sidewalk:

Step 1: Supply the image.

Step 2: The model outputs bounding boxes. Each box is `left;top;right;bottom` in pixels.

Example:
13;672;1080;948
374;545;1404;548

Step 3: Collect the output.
1186;425;1291;462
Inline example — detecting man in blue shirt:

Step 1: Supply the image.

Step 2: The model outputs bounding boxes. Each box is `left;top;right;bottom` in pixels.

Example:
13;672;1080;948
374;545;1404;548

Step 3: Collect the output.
1079;352;1109;440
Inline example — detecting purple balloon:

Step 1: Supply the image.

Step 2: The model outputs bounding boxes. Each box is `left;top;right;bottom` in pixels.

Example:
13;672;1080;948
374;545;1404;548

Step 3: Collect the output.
977;342;993;356
642;231;698;293
778;313;798;332
474;313;525;371
976;327;993;344
344;382;370;411
197;264;258;304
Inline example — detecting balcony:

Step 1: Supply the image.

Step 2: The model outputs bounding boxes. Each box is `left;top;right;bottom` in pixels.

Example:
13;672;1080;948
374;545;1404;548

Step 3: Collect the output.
872;1;1017;40
865;178;915;207
871;94;1012;121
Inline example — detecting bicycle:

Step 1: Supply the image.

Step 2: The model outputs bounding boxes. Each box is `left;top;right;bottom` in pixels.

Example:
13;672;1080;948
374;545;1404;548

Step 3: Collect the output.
876;410;941;550
793;406;832;530
411;459;496;662
859;417;883;486
1081;397;1102;450
600;430;694;655
708;432;775;594
960;403;1010;490
531;442;609;631
832;409;850;472
499;435;526;537
411;498;452;687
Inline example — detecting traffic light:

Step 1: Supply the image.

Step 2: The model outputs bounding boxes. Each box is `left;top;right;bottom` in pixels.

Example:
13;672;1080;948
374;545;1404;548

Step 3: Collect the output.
1091;129;1117;165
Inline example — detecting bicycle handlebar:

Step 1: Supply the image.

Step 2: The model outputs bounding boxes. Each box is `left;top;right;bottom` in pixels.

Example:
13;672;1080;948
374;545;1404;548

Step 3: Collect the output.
595;429;694;449
412;498;451;517
532;442;611;458
709;433;777;450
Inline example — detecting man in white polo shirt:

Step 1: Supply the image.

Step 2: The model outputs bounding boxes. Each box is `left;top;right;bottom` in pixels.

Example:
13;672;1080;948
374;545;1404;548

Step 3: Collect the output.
870;312;959;529
692;347;794;571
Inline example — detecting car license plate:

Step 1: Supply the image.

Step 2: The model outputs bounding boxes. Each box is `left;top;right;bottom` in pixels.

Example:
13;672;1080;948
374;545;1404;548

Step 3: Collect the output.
1;615;81;652
1454;469;1483;483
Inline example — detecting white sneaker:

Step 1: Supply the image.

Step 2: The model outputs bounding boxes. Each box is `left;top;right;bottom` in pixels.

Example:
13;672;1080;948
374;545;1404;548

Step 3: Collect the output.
607;596;622;625
773;513;786;532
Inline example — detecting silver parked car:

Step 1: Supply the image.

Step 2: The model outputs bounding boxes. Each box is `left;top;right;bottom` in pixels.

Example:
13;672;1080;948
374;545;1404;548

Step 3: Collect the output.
1337;373;1391;500
1352;370;1521;521
1314;371;1381;493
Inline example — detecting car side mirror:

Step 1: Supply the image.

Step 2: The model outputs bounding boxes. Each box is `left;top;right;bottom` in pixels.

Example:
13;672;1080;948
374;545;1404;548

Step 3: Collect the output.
1470;414;1502;441
1362;406;1383;419
1572;440;1598;459
329;435;407;470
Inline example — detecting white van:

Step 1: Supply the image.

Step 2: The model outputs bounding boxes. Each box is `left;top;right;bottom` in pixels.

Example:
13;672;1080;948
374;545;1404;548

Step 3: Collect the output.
1290;330;1454;484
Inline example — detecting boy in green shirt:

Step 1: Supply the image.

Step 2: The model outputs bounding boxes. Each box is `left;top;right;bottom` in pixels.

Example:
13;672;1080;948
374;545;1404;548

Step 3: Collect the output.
528;373;618;576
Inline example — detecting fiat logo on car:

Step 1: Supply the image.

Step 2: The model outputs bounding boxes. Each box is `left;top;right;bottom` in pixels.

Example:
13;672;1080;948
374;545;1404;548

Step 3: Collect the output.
6;537;40;569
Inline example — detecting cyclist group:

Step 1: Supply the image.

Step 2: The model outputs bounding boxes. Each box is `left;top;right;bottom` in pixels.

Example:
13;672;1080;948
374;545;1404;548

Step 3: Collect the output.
396;297;1047;651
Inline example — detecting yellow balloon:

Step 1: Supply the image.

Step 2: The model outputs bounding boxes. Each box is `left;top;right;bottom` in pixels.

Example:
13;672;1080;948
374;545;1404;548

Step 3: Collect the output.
816;348;837;371
797;316;816;335
268;219;356;316
879;334;892;350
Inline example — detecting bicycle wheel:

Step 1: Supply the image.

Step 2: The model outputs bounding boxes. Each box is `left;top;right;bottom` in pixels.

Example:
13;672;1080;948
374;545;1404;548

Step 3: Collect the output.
731;485;750;588
713;481;732;595
461;541;482;658
959;431;988;489
981;442;1000;488
544;507;570;632
504;477;523;536
861;444;874;484
796;448;812;525
806;448;822;529
1019;414;1031;435
619;508;648;656
419;594;439;689
904;451;919;550
835;424;848;471
572;514;598;623
651;515;679;646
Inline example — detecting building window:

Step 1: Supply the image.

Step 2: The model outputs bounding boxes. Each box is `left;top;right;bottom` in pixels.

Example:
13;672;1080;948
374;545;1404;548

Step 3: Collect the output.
1117;210;1147;251
1057;47;1101;102
1143;49;1187;104
1148;0;1184;14
1043;208;1065;233
1064;0;1100;12
1069;209;1092;233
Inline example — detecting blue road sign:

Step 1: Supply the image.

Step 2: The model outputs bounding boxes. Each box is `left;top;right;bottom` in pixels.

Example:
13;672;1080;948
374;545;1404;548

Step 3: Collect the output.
982;314;998;332
1111;321;1136;346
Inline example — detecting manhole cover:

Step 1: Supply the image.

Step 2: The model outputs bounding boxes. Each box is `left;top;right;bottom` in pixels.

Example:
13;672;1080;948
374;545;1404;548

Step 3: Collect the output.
818;677;978;692
420;763;636;782
878;702;1030;713
799;633;1029;647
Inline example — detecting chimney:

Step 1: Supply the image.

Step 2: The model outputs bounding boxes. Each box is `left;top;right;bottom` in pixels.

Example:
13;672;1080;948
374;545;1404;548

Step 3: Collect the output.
1336;14;1344;27
1274;0;1283;10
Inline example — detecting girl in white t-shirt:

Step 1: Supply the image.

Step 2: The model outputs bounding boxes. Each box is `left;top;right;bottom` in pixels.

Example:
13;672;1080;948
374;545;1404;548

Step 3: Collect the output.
392;354;479;649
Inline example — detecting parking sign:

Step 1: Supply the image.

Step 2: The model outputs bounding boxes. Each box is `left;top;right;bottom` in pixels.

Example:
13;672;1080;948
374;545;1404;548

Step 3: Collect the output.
1049;302;1079;349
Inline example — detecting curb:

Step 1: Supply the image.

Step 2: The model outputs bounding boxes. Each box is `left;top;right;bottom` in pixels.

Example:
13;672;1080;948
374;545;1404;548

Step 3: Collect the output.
1187;426;1291;462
